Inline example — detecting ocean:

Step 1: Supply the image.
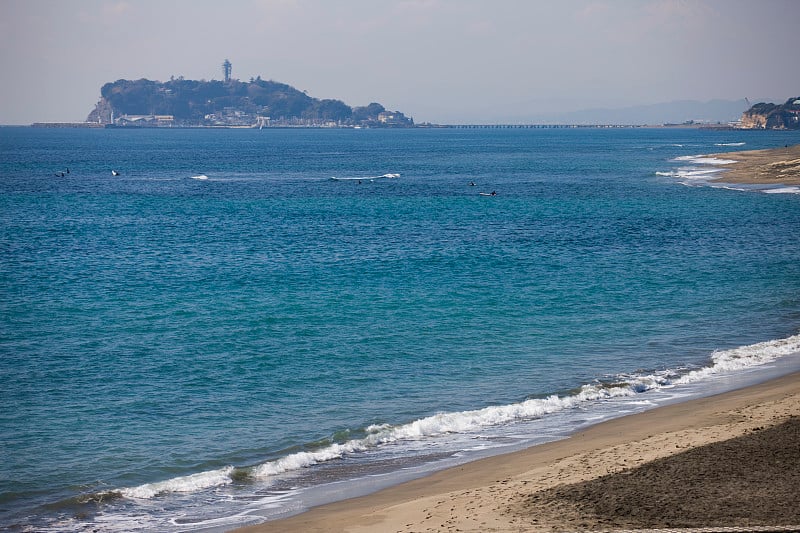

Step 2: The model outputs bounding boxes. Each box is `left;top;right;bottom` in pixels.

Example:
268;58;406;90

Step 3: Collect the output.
2;126;800;532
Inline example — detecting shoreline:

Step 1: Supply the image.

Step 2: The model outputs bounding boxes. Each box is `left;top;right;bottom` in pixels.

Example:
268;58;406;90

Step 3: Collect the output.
711;143;800;185
237;370;799;532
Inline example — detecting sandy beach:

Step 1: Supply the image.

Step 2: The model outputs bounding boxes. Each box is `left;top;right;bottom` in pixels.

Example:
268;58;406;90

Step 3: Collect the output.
712;143;800;184
238;371;799;532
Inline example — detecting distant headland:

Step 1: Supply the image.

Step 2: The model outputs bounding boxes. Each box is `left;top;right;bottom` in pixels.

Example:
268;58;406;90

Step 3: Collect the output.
77;60;412;129
739;97;800;130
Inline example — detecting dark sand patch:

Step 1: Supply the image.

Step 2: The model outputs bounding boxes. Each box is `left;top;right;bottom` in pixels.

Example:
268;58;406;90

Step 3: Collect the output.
517;417;800;531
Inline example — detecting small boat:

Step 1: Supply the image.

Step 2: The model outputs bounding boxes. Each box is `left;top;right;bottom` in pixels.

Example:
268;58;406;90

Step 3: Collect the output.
479;191;497;196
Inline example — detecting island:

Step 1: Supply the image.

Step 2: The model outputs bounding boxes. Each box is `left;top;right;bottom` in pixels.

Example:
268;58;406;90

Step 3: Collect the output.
84;60;413;128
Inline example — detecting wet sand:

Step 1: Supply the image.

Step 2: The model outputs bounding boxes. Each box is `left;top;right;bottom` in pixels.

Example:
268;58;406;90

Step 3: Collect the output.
712;143;800;184
237;371;799;532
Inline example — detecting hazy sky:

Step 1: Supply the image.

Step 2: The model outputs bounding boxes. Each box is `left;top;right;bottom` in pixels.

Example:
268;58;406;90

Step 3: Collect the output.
1;0;798;124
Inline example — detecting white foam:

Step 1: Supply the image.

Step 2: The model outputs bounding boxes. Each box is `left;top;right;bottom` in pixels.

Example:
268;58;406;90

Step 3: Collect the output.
664;154;743;187
673;155;738;165
248;334;799;481
120;466;234;499
669;153;800;194
249;387;639;480
252;443;367;478
677;168;724;178
692;157;737;165
676;334;800;384
331;172;400;181
715;142;746;146
711;184;750;192
763;186;800;194
117;333;800;500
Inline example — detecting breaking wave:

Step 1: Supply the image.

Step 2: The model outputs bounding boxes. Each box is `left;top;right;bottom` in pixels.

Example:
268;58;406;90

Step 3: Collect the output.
118;467;235;499
330;173;400;181
114;333;800;500
673;155;738;165
763;186;800;195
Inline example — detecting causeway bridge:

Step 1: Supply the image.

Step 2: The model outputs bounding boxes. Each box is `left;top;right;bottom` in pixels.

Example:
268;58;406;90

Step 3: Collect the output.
433;123;644;129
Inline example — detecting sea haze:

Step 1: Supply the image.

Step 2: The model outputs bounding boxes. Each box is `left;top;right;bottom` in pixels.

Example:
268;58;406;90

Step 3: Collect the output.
518;98;750;125
2;126;800;531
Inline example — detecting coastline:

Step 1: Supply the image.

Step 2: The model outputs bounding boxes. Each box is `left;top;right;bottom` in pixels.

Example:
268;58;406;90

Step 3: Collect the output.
712;143;800;184
237;370;799;532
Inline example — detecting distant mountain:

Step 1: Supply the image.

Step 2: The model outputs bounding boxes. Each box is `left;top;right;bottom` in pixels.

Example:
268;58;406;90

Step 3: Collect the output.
739;97;800;129
519;99;750;126
87;77;413;128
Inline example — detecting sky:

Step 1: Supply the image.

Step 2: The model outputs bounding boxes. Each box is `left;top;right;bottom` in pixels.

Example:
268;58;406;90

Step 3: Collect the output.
0;0;798;124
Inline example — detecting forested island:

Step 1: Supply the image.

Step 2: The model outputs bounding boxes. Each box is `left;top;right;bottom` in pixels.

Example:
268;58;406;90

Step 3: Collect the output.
86;75;413;128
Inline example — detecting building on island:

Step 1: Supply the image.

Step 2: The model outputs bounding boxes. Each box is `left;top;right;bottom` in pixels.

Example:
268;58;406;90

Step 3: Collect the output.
377;111;413;126
115;115;174;127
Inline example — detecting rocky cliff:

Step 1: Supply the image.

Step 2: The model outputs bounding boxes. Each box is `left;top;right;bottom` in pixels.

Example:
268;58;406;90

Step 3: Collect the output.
739;97;800;129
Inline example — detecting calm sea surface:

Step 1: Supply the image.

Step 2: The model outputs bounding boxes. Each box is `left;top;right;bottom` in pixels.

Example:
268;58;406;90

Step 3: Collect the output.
2;126;800;531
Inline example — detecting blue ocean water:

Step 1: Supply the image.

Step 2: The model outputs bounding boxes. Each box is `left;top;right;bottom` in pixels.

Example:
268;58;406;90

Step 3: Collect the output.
2;126;800;531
